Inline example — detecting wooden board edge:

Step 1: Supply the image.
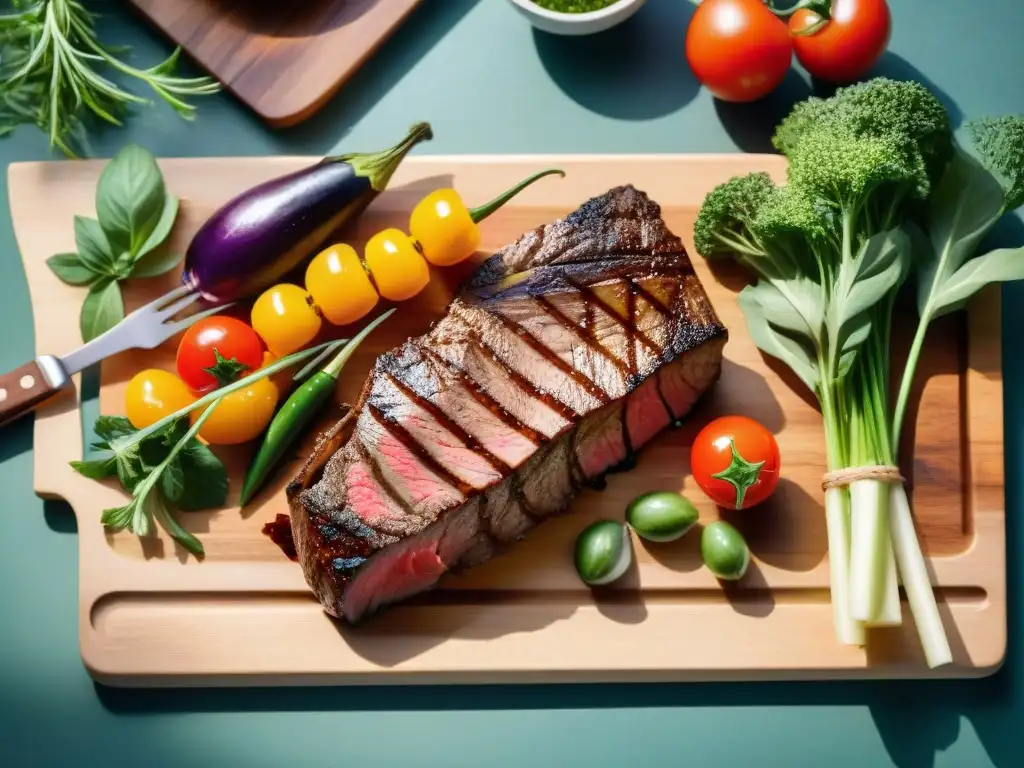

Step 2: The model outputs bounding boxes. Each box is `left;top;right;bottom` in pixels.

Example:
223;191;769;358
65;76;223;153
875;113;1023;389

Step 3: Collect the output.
78;604;1007;689
6;162;85;504
964;283;1007;665
254;0;426;127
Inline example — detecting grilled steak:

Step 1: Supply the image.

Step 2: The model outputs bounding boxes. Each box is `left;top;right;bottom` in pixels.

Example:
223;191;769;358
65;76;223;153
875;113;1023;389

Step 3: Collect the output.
287;185;728;622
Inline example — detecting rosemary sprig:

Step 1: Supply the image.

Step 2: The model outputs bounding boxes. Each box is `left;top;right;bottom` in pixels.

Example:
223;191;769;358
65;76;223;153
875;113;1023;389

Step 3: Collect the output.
0;0;220;156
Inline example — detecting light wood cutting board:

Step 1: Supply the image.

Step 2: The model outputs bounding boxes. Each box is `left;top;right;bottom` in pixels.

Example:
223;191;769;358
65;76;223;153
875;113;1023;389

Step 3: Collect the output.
6;154;1006;687
128;0;424;127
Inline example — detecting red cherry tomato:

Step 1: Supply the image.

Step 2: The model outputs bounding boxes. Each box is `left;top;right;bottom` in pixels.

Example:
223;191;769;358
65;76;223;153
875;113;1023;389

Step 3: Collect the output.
790;0;892;84
686;0;793;103
690;415;781;510
175;316;265;394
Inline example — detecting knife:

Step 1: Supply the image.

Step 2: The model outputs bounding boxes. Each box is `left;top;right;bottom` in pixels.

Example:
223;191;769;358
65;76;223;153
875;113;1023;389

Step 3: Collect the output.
0;284;228;428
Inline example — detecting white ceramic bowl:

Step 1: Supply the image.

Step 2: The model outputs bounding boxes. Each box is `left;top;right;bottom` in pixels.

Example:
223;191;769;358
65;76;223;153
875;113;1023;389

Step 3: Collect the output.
506;0;647;36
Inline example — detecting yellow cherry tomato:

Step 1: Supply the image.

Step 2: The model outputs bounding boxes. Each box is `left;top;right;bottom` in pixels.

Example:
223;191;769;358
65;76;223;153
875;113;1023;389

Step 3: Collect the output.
251;283;322;357
124;369;195;429
305;244;379;326
363;228;430;302
192;376;279;446
409;188;482;267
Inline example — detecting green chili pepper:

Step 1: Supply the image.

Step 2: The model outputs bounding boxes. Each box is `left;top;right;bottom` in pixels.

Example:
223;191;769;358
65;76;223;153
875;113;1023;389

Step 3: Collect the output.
239;309;395;507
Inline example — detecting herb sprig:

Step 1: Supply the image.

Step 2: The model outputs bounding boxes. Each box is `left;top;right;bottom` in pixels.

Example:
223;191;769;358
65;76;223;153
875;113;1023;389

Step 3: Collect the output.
73;412;226;555
0;0;220;156
71;340;343;555
46;143;181;341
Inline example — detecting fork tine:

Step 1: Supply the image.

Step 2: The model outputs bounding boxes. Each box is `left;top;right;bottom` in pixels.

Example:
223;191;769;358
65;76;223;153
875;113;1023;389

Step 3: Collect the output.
147;283;193;312
155;291;204;322
164;302;236;336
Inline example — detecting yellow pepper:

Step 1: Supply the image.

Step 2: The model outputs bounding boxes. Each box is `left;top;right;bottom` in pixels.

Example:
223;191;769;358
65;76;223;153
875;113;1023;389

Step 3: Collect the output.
363;228;431;302
251;283;322;357
306;244;379;326
408;169;565;267
409;189;481;267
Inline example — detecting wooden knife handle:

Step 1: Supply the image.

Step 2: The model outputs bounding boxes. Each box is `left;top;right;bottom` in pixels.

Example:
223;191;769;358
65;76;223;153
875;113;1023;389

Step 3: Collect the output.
0;358;67;428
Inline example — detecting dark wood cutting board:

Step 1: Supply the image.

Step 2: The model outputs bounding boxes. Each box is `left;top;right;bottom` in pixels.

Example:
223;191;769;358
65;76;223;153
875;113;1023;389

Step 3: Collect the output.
129;0;424;127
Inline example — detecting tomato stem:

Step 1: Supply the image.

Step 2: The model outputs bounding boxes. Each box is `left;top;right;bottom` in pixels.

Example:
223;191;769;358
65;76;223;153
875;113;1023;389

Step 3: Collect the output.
763;0;832;20
791;15;830;35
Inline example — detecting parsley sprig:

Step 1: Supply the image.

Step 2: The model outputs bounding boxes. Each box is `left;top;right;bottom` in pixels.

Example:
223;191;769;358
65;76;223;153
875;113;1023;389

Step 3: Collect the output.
71;339;344;556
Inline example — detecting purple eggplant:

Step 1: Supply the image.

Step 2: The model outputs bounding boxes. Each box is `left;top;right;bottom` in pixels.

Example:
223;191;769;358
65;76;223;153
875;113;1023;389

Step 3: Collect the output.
182;122;433;303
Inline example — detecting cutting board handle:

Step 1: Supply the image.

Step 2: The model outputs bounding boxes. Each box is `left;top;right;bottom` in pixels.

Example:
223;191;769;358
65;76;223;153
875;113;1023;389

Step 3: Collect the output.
0;357;67;428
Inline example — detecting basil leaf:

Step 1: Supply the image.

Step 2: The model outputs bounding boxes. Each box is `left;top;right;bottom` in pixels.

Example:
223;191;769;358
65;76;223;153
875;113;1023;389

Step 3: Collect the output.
919;149;1006;316
134;195;179;262
931;246;1024;318
74;215;116;275
95;144;167;258
131;249;184;279
94;415;136;441
47;253;99;286
79;278;124;342
176;440;228;511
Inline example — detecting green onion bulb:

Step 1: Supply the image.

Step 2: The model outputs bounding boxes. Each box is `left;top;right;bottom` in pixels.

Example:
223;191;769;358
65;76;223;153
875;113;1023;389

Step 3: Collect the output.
701;521;750;581
625;491;700;542
573;520;632;586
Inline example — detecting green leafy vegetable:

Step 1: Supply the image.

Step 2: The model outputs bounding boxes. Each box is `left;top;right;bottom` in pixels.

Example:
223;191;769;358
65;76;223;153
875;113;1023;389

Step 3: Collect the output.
45;144;183;341
894;117;1024;446
694;77;951;657
0;0;220;157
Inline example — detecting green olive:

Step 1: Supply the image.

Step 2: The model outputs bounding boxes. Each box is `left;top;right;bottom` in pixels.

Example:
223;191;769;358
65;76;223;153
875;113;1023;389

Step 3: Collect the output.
573;520;632;586
701;521;750;580
625;491;700;542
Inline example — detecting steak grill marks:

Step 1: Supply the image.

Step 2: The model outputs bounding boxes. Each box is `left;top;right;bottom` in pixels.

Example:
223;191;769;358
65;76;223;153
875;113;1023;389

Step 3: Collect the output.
362;273;682;486
418;346;545;446
384;371;512;476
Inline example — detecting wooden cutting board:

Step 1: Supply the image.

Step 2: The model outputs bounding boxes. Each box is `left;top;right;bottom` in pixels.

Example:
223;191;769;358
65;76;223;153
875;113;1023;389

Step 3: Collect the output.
128;0;424;127
7;154;1005;687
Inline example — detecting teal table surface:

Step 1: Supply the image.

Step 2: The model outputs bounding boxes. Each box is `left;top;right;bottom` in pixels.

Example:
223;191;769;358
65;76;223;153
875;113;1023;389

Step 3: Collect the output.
1;2;1021;766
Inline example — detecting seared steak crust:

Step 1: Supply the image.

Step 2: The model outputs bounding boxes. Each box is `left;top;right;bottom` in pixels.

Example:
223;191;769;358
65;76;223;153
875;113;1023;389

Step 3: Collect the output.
287;185;728;622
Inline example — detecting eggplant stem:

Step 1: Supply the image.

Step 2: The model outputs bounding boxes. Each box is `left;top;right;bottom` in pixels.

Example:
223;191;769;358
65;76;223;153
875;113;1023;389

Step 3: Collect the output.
470;169;566;224
335;122;434;192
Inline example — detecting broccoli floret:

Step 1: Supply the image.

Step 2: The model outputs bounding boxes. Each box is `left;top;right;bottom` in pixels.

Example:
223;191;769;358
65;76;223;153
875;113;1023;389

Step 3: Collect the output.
694;76;956;289
752;184;831;245
785;127;928;238
692;172;777;260
967;115;1024;211
773;78;952;196
692;172;830;282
